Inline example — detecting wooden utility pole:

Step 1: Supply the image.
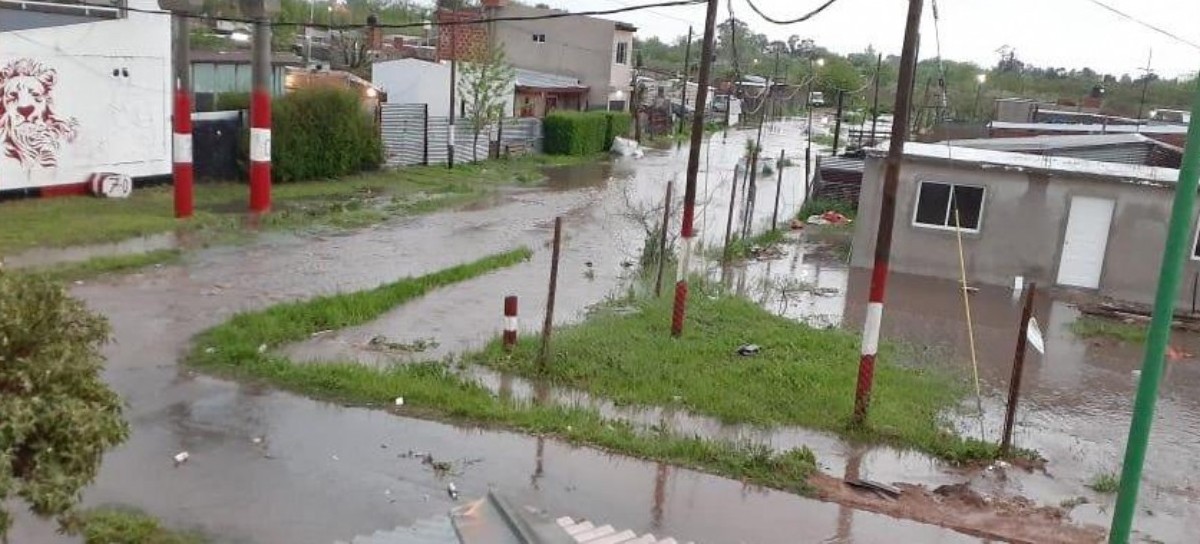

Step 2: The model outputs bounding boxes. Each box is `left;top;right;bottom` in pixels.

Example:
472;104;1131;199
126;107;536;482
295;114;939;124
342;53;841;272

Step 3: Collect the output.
853;0;924;424
669;0;719;337
1001;283;1037;455
831;90;845;156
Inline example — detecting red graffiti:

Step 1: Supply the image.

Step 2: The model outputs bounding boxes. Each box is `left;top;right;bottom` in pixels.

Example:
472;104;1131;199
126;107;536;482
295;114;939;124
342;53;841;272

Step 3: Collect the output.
0;59;78;169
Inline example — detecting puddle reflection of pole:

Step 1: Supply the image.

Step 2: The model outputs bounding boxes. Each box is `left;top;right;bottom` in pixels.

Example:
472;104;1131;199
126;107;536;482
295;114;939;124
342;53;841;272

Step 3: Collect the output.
652;462;669;530
531;436;545;489
835;447;865;542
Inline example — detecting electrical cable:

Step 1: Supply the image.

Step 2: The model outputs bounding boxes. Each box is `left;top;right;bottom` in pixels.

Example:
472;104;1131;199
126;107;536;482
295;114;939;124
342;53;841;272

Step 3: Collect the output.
1081;0;1200;51
743;0;843;25
49;0;707;29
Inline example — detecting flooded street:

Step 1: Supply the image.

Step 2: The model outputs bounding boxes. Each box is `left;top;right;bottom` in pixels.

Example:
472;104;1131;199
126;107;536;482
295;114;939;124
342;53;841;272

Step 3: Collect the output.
8;117;1193;542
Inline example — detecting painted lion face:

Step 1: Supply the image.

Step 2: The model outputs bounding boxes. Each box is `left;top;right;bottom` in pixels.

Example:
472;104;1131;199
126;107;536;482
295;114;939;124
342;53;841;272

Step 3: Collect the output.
0;59;78;169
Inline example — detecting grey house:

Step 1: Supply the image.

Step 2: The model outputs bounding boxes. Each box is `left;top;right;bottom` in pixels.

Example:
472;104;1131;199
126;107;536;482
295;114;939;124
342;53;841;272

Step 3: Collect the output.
850;142;1200;306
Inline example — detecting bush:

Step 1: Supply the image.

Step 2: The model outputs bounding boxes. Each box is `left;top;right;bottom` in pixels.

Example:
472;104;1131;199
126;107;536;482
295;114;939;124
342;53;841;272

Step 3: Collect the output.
213;92;250;111
603;111;632;150
0;271;129;536
543;111;608;155
266;87;383;182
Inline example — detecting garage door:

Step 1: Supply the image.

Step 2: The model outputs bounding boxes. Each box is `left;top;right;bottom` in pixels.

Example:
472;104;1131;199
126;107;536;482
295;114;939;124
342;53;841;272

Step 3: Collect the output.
1056;196;1115;289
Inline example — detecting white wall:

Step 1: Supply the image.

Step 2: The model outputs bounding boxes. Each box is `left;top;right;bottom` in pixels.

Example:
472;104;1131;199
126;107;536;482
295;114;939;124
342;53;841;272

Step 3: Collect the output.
371;58;514;118
0;0;172;190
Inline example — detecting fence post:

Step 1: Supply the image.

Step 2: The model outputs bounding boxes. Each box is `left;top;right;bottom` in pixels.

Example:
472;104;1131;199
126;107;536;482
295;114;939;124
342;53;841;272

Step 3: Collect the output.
771;149;785;231
1001;282;1037;456
495;117;504;160
539;217;563;368
504;295;519;351
723;164;740;262
423;104;430;166
655;181;674;297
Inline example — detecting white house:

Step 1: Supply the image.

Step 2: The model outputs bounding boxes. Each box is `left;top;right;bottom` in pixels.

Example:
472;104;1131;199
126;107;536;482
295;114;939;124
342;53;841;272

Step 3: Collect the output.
0;0;173;193
371;58;514;118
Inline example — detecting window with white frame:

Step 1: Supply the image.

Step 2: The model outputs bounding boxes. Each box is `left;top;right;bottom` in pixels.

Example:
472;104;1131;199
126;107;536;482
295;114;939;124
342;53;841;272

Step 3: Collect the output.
912;181;986;231
615;42;629;65
532;33;546;43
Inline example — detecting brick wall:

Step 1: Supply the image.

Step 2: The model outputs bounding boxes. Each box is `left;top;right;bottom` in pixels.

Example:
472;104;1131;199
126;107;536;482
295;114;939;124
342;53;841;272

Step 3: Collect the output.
436;9;489;62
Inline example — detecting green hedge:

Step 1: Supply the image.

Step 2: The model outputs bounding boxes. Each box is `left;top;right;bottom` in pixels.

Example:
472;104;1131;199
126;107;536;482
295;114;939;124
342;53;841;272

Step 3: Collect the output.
244;87;383;183
214;91;250;111
543;111;632;155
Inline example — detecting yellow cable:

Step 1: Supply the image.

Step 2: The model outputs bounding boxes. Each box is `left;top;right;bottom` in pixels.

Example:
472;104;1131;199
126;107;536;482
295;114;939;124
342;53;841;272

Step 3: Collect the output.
953;205;986;437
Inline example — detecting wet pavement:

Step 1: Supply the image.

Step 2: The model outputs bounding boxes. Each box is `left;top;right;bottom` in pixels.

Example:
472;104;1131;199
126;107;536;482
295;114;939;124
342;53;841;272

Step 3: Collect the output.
9;122;991;543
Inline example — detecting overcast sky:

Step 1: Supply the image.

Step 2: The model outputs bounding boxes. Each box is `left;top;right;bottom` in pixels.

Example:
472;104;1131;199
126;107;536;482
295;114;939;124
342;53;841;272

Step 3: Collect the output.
491;0;1200;78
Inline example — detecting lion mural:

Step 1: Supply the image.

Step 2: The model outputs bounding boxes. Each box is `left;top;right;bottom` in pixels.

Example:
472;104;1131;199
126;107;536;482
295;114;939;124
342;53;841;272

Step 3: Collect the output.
0;59;79;169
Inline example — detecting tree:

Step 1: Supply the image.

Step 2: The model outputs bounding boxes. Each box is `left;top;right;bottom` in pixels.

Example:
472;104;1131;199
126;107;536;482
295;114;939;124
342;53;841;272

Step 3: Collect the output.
0;272;129;539
460;46;515;162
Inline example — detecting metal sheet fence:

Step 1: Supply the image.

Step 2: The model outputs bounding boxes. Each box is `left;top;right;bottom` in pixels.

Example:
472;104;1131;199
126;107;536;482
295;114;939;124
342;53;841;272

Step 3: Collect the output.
381;103;542;167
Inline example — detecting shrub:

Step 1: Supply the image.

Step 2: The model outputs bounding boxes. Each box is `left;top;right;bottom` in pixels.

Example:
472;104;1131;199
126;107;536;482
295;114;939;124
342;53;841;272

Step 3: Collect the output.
268;87;383;182
603;111;632;150
0;271;129;536
213;91;250;111
543;111;607;155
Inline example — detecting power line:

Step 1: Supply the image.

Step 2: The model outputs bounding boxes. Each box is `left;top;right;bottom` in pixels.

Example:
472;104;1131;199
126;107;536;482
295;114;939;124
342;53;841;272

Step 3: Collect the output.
1081;0;1200;51
599;0;696;24
743;0;843;25
59;0;707;29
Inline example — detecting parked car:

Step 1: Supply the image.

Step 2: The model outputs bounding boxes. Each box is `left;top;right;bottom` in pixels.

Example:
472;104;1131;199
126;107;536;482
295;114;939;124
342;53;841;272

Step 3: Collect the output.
809;91;826;107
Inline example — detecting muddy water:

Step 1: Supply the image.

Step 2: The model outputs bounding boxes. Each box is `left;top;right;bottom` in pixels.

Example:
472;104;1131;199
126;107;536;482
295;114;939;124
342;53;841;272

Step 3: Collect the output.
843;270;1200;543
9;121;982;543
2;232;180;268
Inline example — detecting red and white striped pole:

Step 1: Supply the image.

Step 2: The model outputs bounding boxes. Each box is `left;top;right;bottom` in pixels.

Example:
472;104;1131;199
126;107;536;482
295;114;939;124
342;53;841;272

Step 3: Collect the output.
249;17;272;213
670;0;719;337
853;0;924;424
503;295;518;351
172;13;193;219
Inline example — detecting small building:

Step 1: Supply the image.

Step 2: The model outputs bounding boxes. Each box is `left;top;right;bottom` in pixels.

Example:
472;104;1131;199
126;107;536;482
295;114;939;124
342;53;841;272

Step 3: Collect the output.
1;0;172;194
370;58;516;118
191;50;302;98
436;1;635;111
850;142;1197;306
284;67;385;113
811;155;866;205
945;133;1182;169
513;68;587;117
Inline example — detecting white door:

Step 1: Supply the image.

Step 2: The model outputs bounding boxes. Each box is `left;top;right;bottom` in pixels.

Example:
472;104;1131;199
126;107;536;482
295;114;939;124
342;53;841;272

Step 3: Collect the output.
1056;196;1115;289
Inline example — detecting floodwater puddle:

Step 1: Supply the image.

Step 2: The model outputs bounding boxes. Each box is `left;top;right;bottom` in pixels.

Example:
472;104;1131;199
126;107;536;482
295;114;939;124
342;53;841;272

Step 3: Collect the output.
2;231;181;269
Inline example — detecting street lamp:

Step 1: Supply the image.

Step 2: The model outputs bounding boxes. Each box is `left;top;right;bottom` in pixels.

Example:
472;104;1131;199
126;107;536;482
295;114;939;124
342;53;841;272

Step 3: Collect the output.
974;73;988;121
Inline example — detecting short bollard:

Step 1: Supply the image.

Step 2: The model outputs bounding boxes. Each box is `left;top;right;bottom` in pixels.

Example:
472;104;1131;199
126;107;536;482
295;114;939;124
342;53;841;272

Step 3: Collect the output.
503;295;519;351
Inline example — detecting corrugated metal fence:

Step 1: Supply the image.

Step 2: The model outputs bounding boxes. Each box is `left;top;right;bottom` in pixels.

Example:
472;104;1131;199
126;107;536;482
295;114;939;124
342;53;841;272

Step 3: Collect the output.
381;103;542;167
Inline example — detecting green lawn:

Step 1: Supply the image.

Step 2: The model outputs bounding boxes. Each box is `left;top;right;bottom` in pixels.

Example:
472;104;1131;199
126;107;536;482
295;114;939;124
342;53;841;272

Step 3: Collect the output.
186;251;817;494
66;507;207;544
1070;315;1147;343
0;155;595;256
472;288;999;463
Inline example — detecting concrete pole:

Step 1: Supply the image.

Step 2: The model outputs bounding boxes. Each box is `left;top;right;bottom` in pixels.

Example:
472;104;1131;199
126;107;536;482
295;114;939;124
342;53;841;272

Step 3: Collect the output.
853;0;924;425
678;25;693;136
249;17;272;213
669;0;720;337
172;13;194;219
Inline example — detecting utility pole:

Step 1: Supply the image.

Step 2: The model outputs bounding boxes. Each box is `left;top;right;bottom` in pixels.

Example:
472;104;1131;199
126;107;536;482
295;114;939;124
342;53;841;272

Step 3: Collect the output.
831;90;845;156
745;47;780;238
678;25;693;136
246;0;278;214
669;0;719;337
171;11;193;219
852;0;924;425
1110;76;1200;544
448;27;458;170
869;53;881;147
1136;49;1153;133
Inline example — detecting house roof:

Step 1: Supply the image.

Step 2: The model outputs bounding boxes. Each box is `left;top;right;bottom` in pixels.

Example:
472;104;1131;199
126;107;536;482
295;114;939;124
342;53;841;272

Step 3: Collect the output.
869;142;1180;187
944;133;1174;152
989;121;1189;134
615;21;637;32
514;68;588;92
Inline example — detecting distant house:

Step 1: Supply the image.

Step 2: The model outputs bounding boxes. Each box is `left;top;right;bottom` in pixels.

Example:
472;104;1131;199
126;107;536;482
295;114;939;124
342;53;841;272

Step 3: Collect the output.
850;142;1197;306
191;50;302;98
0;0;172;194
513;68;587;117
370;58;515;118
436;0;636;111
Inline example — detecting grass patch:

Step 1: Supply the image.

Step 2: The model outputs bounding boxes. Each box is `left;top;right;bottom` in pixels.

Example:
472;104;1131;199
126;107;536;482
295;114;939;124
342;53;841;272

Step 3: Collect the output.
1088;472;1120;494
798;197;856;221
0;154;598;256
185;249;817;494
32;249;183;282
1070;315;1147;343
715;229;787;261
65;507;207;544
471;289;999;463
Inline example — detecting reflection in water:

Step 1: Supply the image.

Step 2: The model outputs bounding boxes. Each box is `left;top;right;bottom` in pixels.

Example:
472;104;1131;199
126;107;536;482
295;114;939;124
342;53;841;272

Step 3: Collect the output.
531;437;545;490
652;462;668;530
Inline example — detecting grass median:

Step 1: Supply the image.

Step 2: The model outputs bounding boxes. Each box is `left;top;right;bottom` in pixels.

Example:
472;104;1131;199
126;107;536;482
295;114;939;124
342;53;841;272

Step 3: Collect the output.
186;249;817;494
471;287;1000;463
0;154;599;256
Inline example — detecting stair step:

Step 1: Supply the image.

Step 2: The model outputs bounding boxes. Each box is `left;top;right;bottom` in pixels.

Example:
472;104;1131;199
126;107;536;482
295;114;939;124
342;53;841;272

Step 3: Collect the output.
564;521;595;536
574;524;615;542
583;529;639;544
